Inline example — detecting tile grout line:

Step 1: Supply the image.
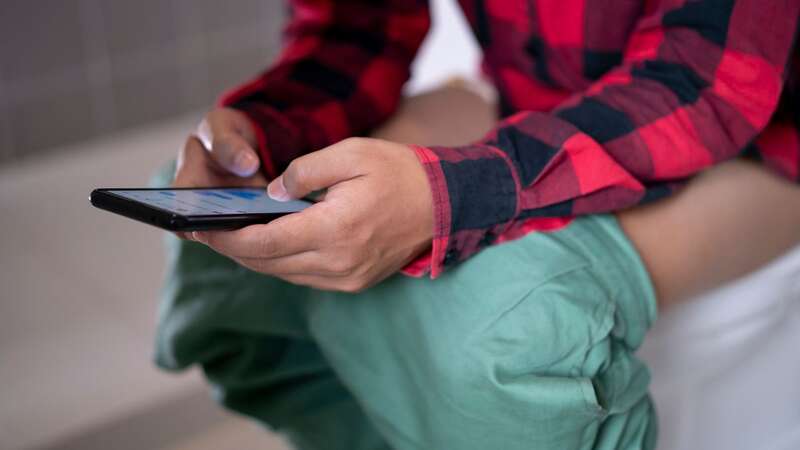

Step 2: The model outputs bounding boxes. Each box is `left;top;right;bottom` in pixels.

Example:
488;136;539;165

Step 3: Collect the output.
172;0;211;110
0;80;14;161
6;24;269;107
78;0;117;134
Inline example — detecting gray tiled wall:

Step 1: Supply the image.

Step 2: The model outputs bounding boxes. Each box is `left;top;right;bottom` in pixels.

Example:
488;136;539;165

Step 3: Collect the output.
0;0;284;163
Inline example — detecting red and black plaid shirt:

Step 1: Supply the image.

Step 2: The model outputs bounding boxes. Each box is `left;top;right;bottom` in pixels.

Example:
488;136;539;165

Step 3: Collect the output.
221;0;800;278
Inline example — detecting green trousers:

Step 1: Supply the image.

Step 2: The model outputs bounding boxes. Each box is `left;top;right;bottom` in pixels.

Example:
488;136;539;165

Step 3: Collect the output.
153;169;658;450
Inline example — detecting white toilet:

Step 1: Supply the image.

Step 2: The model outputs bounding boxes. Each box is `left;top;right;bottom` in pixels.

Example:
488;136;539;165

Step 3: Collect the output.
640;245;800;450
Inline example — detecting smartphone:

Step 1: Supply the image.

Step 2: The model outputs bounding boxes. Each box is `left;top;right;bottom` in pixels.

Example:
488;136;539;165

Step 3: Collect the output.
90;187;313;231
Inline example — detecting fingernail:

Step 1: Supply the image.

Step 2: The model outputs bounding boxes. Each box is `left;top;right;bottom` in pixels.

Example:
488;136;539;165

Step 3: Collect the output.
192;231;206;243
233;151;259;177
267;177;290;201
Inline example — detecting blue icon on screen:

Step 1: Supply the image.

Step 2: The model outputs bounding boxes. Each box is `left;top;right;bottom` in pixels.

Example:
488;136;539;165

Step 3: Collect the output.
198;190;233;200
227;189;261;200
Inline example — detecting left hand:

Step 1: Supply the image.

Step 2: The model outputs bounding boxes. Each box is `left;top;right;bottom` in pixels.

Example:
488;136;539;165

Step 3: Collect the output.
191;137;434;292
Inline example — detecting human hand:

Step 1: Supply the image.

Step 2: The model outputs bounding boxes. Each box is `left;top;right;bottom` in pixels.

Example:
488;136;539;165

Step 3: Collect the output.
191;137;434;292
172;108;267;238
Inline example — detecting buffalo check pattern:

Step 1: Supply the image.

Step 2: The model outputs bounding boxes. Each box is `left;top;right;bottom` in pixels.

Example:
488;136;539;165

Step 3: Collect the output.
221;0;800;278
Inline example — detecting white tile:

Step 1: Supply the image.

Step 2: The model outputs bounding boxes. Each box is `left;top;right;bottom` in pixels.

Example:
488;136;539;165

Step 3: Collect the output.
7;81;95;156
0;0;86;84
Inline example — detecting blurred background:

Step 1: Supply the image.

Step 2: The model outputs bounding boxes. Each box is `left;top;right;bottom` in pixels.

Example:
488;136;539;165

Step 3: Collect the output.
0;1;798;450
0;0;282;163
0;1;292;449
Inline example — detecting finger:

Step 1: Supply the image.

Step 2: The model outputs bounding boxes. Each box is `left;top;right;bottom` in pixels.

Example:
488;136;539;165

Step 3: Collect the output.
278;273;374;293
236;251;352;278
279;273;348;292
172;137;208;240
198;110;260;177
193;211;323;259
268;142;362;201
174;231;192;240
173;136;211;187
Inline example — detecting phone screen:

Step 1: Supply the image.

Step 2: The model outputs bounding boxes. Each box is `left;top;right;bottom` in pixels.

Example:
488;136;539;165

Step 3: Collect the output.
109;188;311;216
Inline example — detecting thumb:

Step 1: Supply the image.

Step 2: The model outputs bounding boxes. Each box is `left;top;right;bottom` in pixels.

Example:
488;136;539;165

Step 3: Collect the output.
197;111;260;177
268;147;356;201
210;133;260;177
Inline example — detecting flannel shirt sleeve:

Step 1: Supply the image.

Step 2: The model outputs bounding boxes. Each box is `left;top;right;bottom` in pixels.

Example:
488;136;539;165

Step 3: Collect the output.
414;0;800;278
218;0;430;179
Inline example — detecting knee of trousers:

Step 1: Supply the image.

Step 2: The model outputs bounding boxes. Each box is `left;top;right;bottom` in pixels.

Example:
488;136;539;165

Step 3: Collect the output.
154;235;333;426
342;266;656;449
154;231;312;374
446;270;649;442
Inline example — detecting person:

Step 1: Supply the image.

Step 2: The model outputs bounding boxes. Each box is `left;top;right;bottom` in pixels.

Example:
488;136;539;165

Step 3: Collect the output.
155;1;800;449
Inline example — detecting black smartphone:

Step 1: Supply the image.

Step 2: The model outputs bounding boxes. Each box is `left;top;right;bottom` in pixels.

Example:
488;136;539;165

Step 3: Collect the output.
90;187;313;231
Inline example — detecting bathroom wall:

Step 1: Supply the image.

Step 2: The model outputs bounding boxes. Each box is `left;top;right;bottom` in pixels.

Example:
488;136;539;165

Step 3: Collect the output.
0;0;283;164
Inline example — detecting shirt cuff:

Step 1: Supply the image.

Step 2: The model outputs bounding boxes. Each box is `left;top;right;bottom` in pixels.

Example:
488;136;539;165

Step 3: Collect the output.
401;144;521;278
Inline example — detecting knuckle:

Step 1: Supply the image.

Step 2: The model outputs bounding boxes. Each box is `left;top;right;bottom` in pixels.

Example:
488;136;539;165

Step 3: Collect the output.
342;137;369;154
330;224;351;244
239;260;264;275
180;136;198;155
201;109;240;147
340;136;362;147
285;160;306;187
340;278;368;294
206;108;223;121
176;137;198;168
288;159;305;177
331;220;349;239
333;213;360;236
206;108;232;128
354;227;375;247
327;259;350;276
223;108;252;133
183;135;196;148
255;234;275;256
336;222;372;252
330;253;359;276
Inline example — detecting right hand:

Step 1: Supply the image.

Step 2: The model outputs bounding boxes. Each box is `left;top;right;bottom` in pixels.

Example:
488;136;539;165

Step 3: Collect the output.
173;107;268;237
